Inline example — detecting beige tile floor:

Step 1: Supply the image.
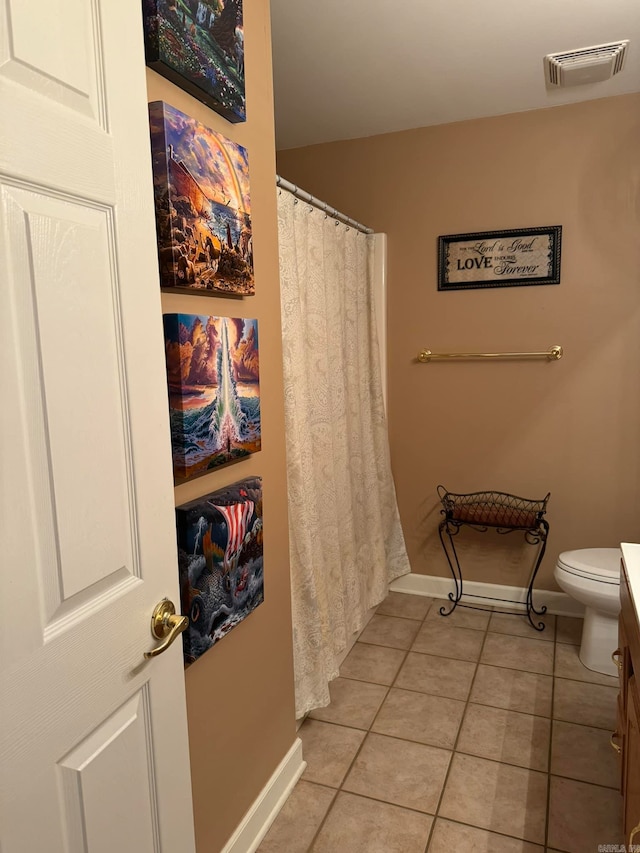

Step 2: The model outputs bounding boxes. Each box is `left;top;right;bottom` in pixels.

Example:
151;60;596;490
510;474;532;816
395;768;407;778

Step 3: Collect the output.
258;593;623;853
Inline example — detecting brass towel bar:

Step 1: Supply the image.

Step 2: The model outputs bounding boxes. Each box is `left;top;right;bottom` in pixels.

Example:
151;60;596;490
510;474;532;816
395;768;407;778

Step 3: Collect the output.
417;345;563;363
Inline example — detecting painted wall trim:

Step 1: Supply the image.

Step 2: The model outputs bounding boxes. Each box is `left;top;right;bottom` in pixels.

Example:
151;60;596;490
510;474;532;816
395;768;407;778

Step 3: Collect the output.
389;573;585;617
221;738;306;853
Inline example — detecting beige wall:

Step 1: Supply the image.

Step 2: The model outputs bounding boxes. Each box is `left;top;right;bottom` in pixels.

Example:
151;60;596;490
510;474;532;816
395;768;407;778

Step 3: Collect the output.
147;3;296;850
278;94;640;590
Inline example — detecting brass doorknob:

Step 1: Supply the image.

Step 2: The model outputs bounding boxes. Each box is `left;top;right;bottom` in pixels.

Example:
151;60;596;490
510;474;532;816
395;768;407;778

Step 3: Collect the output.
144;598;188;659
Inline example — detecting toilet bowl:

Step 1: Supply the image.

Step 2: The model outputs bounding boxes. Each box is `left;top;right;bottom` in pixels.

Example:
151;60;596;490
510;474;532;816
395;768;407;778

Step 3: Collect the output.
554;548;621;676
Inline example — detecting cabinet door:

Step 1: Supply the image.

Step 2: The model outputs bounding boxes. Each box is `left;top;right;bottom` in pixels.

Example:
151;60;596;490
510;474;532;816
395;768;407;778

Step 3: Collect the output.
619;620;632;716
624;676;640;845
616;692;626;795
616;621;629;793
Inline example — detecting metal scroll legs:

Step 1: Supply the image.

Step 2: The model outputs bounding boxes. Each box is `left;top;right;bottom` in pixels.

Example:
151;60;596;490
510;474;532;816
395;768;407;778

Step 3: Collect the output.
524;519;549;631
438;519;465;618
437;518;549;631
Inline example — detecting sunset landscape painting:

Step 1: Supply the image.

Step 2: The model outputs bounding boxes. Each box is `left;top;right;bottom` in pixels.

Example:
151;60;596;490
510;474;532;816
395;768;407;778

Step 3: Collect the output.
164;313;261;479
149;101;254;296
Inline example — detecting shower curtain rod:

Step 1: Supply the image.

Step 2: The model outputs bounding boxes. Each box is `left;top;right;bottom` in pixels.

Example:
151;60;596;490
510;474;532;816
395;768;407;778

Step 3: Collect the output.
276;175;374;235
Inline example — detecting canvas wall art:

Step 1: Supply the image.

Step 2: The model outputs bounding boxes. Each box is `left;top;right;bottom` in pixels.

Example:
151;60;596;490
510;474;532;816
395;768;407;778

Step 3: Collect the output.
176;477;263;665
149;101;254;296
164;313;261;479
143;0;245;123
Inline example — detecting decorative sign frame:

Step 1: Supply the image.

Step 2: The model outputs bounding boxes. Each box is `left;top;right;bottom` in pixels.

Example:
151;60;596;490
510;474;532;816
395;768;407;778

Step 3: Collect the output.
438;226;562;292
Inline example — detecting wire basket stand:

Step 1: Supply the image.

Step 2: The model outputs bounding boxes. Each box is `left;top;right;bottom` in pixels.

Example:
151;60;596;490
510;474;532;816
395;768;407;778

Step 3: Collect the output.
437;486;551;631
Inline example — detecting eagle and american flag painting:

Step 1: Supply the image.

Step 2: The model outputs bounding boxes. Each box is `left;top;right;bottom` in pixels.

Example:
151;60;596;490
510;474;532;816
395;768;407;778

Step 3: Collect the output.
176;477;263;665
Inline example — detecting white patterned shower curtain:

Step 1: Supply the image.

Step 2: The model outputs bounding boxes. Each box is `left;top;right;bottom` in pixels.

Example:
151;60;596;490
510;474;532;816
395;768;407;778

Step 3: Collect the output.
277;189;411;718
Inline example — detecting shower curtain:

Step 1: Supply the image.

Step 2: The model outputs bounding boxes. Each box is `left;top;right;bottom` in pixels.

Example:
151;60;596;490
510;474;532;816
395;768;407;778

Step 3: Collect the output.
277;189;411;718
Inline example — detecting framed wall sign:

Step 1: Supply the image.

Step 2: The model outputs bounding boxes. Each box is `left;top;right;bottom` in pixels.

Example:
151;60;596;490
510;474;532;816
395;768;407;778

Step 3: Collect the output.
438;226;562;291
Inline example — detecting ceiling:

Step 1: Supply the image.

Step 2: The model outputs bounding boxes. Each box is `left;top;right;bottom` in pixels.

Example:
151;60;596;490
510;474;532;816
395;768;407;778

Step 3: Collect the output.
270;0;640;150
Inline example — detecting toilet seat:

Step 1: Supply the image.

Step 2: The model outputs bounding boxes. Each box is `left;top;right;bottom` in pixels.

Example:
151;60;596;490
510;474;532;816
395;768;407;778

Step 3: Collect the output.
557;548;621;585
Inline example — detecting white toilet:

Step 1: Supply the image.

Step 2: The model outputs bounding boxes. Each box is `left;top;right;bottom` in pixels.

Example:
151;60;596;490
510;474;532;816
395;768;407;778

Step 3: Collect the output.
554;548;622;676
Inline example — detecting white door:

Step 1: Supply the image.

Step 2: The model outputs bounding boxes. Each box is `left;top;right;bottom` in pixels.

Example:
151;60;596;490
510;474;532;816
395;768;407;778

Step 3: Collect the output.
0;1;196;852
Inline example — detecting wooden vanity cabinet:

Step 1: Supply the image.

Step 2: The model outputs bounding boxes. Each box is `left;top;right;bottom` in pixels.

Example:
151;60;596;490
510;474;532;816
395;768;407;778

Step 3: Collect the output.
625;676;640;845
618;560;640;846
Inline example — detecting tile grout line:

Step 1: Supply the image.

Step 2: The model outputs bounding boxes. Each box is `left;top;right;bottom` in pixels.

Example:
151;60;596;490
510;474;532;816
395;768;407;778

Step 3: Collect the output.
424;609;564;850
343;657;616;724
305;718;620;785
425;813;556;849
545;616;559;850
299;603;596;851
305;596;435;851
338;611;565;849
421;609;494;853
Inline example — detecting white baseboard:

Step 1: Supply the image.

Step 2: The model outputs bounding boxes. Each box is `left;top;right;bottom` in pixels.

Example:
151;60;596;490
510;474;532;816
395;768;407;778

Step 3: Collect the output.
390;573;585;618
221;737;306;853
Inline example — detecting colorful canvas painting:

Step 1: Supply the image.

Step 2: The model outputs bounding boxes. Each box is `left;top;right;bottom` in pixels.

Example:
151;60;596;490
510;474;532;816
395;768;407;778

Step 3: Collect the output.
143;0;245;123
149;101;253;296
176;477;263;665
164;313;261;479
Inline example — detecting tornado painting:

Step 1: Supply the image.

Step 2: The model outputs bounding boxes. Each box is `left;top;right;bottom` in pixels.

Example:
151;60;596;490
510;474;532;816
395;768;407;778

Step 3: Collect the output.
149;101;254;296
176;477;263;665
164;313;261;480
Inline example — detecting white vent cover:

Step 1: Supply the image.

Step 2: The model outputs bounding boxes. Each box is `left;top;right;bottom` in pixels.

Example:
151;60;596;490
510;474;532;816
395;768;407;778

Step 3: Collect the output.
544;40;629;87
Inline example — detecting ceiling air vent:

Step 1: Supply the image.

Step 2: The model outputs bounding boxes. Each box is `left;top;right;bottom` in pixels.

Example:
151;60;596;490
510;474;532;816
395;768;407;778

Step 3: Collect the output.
544;40;629;87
